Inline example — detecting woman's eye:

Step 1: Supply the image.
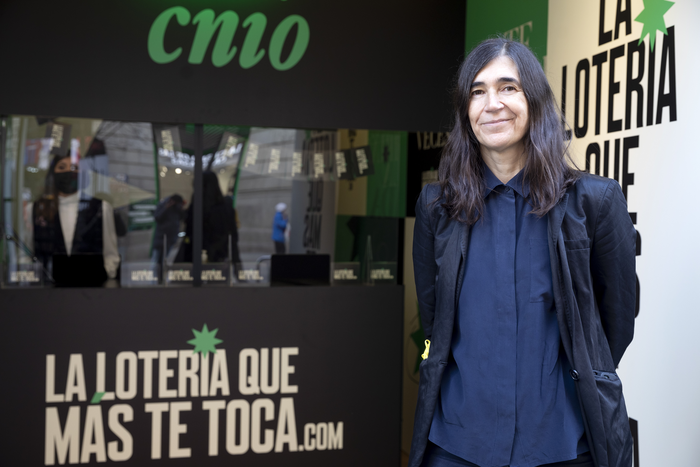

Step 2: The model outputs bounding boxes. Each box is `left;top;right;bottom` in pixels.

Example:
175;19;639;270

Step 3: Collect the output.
503;85;517;92
470;89;484;96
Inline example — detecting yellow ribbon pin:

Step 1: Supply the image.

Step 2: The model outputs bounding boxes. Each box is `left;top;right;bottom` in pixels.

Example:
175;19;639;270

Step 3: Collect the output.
421;339;431;360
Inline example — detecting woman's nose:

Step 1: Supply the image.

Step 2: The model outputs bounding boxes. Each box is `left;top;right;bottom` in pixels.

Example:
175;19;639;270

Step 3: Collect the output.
485;91;504;111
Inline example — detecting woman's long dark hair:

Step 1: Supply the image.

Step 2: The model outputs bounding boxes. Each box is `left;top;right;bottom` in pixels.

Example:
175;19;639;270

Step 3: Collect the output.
439;38;579;224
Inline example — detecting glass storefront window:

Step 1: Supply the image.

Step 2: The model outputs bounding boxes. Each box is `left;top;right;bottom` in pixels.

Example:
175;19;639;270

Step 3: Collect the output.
1;116;179;287
1;116;407;288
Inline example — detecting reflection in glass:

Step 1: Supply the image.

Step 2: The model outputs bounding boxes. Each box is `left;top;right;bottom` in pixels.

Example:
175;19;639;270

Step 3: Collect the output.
152;194;185;265
272;202;288;254
2;117;407;288
26;142;119;285
3;116;157;286
180;171;240;266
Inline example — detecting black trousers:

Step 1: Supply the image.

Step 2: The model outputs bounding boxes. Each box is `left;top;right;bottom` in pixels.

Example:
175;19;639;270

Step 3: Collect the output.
274;241;286;254
420;442;595;467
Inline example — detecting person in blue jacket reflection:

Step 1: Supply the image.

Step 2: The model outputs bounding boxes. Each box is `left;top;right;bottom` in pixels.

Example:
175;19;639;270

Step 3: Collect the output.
272;202;288;254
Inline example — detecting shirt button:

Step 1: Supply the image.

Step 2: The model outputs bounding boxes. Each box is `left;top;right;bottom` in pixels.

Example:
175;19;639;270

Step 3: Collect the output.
569;369;580;381
504;187;511;193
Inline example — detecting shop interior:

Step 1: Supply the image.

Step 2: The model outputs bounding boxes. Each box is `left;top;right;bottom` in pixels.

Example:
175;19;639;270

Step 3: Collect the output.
1;116;442;289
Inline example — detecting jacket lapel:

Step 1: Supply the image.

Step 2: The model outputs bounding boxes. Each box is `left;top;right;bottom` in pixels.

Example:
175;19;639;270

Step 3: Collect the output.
547;193;568;249
459;219;469;260
547;193;577;370
429;221;465;362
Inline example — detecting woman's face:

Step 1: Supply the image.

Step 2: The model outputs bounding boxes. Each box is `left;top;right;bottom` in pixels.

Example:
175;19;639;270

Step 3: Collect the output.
467;56;529;160
54;157;78;174
53;157;79;195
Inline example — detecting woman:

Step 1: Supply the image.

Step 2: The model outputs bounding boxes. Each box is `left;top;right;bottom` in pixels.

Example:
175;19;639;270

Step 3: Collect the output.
27;152;120;284
410;39;636;467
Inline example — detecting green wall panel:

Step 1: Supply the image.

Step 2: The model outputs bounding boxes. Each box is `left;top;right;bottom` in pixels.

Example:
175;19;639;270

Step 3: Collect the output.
366;131;408;218
466;0;548;64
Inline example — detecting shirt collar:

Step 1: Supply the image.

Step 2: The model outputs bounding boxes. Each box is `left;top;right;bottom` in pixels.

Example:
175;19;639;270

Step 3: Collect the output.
482;163;530;198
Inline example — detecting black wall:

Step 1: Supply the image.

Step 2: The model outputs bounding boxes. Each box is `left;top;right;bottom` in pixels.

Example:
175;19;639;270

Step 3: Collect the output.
0;0;464;131
0;286;403;466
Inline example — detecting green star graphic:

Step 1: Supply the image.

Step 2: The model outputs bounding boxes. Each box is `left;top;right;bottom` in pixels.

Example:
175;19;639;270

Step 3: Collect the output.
635;0;674;51
187;324;223;358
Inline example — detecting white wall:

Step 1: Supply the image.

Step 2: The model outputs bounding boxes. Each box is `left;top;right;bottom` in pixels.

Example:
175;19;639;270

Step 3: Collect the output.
547;2;700;465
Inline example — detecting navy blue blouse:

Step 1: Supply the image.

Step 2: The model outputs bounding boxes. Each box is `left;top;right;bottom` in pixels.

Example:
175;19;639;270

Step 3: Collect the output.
428;166;588;467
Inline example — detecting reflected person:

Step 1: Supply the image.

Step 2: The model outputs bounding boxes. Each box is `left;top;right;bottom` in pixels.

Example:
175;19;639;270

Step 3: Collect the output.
410;38;636;467
182;171;240;264
272;202;288;254
26;153;120;284
152;194;185;265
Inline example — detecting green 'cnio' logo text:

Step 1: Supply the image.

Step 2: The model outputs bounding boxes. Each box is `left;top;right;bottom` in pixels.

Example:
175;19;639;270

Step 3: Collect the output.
148;6;310;70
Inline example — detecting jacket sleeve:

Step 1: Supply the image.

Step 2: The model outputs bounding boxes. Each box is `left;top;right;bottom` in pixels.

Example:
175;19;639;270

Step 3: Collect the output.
590;180;637;367
101;200;120;279
413;186;438;340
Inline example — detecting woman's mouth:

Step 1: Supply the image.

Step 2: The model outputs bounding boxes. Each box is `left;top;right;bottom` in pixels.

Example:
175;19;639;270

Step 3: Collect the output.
483;119;511;125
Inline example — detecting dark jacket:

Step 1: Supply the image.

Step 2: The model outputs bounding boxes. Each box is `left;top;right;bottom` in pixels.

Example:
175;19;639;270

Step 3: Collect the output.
181;199;240;264
409;173;636;467
153;196;185;254
33;196;104;259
